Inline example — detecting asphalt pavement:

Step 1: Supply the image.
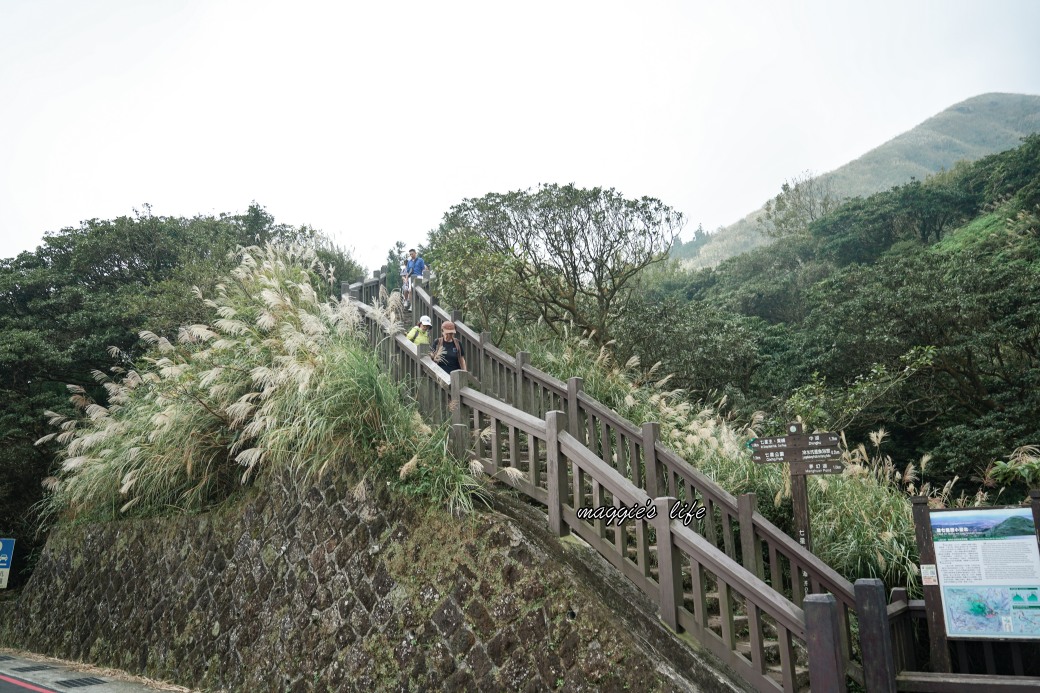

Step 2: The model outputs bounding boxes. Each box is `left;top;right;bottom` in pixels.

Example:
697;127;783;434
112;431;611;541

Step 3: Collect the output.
0;652;186;693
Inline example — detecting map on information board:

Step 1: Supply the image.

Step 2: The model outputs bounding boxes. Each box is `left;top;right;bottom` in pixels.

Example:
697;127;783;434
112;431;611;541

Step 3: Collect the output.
930;507;1040;639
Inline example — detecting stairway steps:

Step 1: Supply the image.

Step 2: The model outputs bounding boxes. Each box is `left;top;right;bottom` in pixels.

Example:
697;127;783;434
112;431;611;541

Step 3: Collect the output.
707;612;749;632
369;291;825;693
735;639;782;666
765;663;810;692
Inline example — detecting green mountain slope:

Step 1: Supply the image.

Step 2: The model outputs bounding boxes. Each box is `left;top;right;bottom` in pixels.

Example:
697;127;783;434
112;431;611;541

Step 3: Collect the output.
984;516;1036;539
679;92;1040;268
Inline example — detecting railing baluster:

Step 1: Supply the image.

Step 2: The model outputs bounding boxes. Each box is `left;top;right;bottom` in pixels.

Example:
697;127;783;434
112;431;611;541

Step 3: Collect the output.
691;558;706;627
748;600;766;675
777;626;797;693
490;416;501;471
718;579;735;650
508;424;519;471
593;480;606;539
528;432;539;487
635;515;649;578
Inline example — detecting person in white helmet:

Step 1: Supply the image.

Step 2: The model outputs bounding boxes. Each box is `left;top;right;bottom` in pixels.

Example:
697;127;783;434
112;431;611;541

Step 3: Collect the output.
407;315;432;346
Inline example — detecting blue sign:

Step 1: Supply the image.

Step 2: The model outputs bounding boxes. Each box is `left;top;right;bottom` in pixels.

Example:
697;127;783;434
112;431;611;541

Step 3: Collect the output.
0;538;14;569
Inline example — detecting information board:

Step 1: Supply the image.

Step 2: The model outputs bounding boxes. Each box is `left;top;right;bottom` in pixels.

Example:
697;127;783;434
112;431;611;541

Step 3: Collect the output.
929;507;1040;639
0;538;14;589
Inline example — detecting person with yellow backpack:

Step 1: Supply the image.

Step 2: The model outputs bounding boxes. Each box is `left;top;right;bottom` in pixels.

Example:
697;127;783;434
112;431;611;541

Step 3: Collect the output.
407;315;432;346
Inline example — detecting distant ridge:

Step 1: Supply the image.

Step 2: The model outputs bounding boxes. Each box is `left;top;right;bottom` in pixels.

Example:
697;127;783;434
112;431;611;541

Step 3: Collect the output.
984;515;1035;538
679;92;1040;268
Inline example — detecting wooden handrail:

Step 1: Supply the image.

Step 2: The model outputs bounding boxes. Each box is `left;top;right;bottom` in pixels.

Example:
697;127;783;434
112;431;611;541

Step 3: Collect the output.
655;445;738;507
482;341;513;364
460;388;544;437
672;522;807;639
519;362;567;399
576;390;643;439
750;507;856;605
348;268;865;692
558;431;652;508
349;269;856;605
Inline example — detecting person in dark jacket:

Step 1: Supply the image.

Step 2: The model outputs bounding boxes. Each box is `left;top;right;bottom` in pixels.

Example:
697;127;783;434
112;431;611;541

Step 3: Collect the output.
431;321;466;374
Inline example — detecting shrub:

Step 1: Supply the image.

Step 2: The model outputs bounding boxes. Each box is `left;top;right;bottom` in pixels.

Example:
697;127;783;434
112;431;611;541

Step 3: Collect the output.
508;326;980;594
39;245;481;521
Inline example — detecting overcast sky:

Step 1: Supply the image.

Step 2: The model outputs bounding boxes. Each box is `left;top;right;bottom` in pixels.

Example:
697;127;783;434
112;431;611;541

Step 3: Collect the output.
2;0;1039;270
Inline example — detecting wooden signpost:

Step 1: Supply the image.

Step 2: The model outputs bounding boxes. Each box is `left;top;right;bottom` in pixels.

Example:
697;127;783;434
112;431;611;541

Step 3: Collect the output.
751;422;844;556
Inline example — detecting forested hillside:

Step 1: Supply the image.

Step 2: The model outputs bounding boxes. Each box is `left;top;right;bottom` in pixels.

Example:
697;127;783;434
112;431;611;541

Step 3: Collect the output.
0;206;363;586
677;92;1040;268
623;134;1040;496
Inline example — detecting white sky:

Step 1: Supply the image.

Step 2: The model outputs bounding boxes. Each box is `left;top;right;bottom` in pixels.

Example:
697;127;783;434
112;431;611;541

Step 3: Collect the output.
2;0;1039;271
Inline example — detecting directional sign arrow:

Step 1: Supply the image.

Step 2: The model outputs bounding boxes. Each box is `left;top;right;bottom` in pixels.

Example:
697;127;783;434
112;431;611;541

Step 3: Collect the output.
790;460;846;476
753;445;843;465
798;446;843;461
804;433;840;447
753;448;793;463
751;433;840;450
750;435;799;450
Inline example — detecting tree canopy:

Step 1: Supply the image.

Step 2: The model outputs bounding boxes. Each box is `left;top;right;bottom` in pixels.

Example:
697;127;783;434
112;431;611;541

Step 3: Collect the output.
617;134;1040;497
762;170;842;239
0;204;363;586
441;183;684;343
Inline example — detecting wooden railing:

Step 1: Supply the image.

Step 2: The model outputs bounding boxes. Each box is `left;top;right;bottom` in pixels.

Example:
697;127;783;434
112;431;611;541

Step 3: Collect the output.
852;579;1040;691
345;270;862;692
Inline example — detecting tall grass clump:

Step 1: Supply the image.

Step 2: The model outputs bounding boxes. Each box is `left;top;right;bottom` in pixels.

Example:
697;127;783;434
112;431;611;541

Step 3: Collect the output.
39;244;478;521
509;326;973;594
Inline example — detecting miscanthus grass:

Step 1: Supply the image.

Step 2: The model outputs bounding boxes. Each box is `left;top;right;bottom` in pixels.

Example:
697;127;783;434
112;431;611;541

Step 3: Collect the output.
39;245;482;521
510;327;977;594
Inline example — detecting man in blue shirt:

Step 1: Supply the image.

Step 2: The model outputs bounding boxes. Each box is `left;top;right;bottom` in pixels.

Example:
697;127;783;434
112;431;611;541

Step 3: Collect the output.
406;248;426;290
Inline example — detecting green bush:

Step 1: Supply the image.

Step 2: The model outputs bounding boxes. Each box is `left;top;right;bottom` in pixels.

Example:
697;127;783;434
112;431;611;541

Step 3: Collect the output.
507;327;984;594
40;245;481;522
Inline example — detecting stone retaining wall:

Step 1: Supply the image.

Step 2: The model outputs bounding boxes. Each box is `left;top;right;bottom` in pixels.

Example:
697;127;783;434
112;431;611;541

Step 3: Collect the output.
0;472;740;692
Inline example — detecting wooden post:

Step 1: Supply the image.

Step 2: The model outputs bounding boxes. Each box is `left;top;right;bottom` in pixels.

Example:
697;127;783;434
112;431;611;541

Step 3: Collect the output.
791;474;811;546
791;470;812;598
788;427;813;554
566;377;583;440
911;496;951;674
889;587;917;672
450;423;469;461
805;593;847;693
652;497;682;631
856;578;897;692
450;370;468;427
1031;490;1040;542
546;411;569;537
738;493;762;579
515;351;530;412
479;331;491;385
417;343;430;411
642;422;661;499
